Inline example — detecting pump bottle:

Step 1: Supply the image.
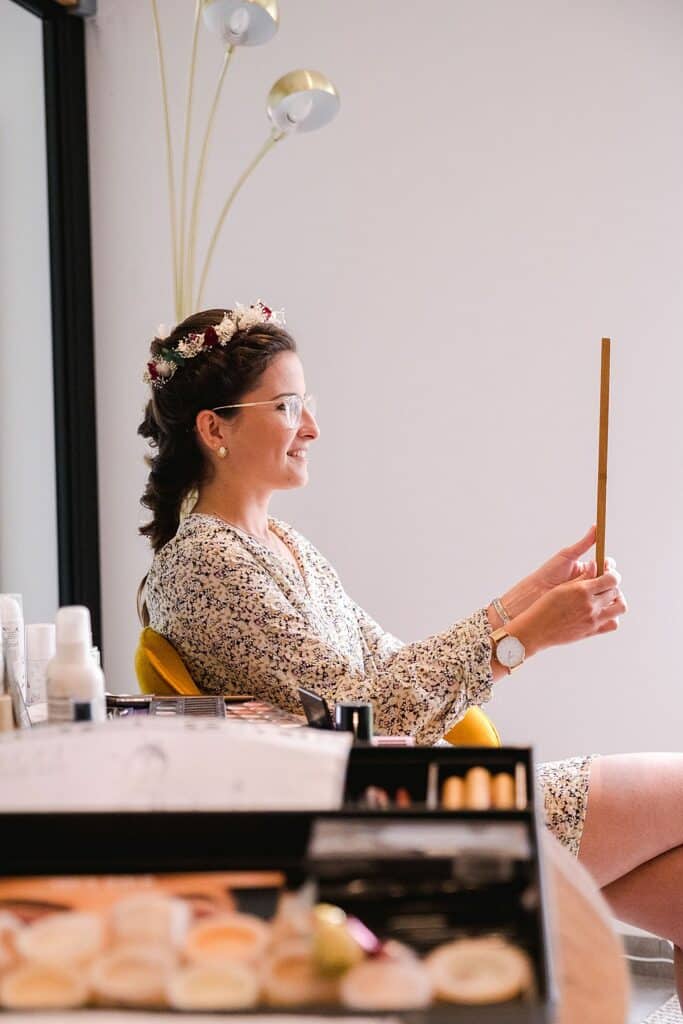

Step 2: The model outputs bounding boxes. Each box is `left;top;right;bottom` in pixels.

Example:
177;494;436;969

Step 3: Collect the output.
47;607;105;723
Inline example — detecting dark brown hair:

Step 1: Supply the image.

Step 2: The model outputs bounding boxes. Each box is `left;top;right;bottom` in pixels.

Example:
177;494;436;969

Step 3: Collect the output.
137;308;296;622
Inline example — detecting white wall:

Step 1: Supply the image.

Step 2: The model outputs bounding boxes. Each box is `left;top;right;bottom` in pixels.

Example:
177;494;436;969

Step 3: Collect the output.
87;0;683;762
0;2;59;625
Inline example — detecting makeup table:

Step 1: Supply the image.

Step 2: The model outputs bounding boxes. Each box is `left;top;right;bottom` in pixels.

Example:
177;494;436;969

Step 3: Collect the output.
0;723;628;1022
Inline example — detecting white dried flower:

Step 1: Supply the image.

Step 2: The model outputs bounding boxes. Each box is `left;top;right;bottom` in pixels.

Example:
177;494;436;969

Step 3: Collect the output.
156;323;172;341
177;333;203;358
216;313;237;344
156;359;176;378
142;358;177;387
235;305;264;330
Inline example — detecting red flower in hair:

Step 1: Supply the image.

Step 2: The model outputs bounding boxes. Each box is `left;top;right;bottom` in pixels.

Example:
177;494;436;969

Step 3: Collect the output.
147;361;159;380
261;304;272;319
203;325;219;348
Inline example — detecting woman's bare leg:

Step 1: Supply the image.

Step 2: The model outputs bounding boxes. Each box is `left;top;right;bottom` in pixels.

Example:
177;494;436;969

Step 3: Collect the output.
575;753;683;1003
578;753;683;887
600;845;683;1001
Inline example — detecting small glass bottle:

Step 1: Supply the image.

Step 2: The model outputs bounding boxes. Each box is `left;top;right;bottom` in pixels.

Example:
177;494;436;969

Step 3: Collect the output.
25;623;56;724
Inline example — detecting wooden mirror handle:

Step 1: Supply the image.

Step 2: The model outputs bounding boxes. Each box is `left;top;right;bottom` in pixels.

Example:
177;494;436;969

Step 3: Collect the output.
596;338;611;576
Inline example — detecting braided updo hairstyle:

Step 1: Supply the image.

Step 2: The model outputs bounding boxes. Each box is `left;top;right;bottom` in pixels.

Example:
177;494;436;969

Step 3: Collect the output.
137;308;296;619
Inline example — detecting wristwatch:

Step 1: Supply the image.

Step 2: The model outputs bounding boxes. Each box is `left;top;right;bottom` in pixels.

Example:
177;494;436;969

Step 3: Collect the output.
490;627;526;673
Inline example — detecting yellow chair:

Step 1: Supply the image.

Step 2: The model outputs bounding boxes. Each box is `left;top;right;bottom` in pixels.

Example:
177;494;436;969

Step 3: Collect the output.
134;627;501;747
135;627;201;697
443;705;501;747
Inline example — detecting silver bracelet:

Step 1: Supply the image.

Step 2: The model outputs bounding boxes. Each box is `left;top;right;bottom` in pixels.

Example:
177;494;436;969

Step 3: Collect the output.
492;596;511;625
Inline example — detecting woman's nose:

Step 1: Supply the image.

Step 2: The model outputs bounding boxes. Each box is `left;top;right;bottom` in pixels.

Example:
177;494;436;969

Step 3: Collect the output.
300;408;320;440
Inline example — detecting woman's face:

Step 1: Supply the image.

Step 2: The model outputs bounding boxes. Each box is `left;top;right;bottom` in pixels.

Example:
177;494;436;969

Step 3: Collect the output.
216;351;319;492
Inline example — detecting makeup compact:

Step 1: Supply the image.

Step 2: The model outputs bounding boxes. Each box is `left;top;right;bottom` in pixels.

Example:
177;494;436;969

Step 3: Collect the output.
298;686;335;729
298;688;414;747
298;689;375;741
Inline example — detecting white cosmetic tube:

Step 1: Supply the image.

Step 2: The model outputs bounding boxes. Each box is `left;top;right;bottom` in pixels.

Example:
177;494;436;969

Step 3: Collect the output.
0;594;26;700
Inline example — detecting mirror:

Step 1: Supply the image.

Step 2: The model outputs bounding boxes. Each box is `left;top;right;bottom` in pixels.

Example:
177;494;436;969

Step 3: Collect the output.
0;0;101;642
0;1;58;623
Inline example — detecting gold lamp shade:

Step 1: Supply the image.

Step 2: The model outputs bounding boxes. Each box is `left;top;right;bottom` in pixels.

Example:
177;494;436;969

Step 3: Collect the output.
202;0;279;46
267;70;340;134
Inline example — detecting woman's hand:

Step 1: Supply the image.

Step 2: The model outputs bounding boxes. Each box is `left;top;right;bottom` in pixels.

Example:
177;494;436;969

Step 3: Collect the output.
530;525;599;590
512;564;627;656
497;525;617;621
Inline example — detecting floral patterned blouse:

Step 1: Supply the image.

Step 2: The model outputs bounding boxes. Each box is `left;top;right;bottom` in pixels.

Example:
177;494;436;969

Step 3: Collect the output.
146;513;594;855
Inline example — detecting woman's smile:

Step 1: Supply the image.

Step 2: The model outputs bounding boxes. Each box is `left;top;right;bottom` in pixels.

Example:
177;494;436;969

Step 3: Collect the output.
287;447;308;461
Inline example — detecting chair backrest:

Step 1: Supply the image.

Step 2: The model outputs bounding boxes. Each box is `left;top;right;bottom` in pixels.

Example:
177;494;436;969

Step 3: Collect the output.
134;628;501;746
135;627;200;696
443;706;501;748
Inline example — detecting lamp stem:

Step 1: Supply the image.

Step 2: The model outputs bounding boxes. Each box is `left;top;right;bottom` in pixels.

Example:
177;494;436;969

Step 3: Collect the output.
150;0;181;322
195;132;282;310
178;0;202;319
185;46;235;315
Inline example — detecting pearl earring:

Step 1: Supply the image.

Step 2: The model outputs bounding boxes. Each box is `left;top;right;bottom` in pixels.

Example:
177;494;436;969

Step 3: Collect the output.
217;446;227;459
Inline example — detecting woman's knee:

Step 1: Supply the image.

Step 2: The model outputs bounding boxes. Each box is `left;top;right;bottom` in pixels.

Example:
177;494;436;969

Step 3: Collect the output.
602;844;683;949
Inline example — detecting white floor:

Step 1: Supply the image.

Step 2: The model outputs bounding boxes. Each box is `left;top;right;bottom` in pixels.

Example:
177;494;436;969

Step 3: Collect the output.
630;977;676;1024
619;925;676;1024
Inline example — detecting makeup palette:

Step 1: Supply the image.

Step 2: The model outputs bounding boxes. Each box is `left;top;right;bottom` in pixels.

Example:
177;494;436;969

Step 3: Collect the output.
345;745;532;812
107;693;304;728
223;697;303;728
0;795;555;1021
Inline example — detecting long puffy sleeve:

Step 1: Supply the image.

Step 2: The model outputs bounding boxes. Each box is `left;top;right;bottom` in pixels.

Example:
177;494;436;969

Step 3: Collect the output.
147;515;495;746
351;602;494;744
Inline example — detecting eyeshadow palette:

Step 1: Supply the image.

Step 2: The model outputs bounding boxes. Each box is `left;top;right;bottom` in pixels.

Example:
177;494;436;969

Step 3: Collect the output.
223;697;303;728
106;693;304;728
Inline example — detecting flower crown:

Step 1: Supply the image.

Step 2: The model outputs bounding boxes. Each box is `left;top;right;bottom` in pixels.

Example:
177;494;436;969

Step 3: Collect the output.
143;301;286;388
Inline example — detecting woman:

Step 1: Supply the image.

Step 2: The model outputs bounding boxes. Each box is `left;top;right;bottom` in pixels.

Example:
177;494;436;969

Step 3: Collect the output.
139;304;683;998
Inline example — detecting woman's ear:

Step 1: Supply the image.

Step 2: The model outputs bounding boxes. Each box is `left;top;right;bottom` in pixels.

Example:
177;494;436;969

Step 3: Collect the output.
195;409;228;454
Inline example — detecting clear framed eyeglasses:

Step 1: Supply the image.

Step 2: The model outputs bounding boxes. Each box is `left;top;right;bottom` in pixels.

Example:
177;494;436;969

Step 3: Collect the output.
212;393;317;430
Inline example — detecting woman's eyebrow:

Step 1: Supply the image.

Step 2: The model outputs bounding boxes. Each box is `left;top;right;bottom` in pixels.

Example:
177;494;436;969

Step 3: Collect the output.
270;391;301;399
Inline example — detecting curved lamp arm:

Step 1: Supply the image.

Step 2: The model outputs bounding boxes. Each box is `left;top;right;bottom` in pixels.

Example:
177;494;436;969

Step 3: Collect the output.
184;45;235;318
150;0;181;321
195;131;282;310
177;0;203;320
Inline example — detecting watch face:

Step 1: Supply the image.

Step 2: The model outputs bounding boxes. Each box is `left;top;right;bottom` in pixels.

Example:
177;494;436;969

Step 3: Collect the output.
496;635;525;669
